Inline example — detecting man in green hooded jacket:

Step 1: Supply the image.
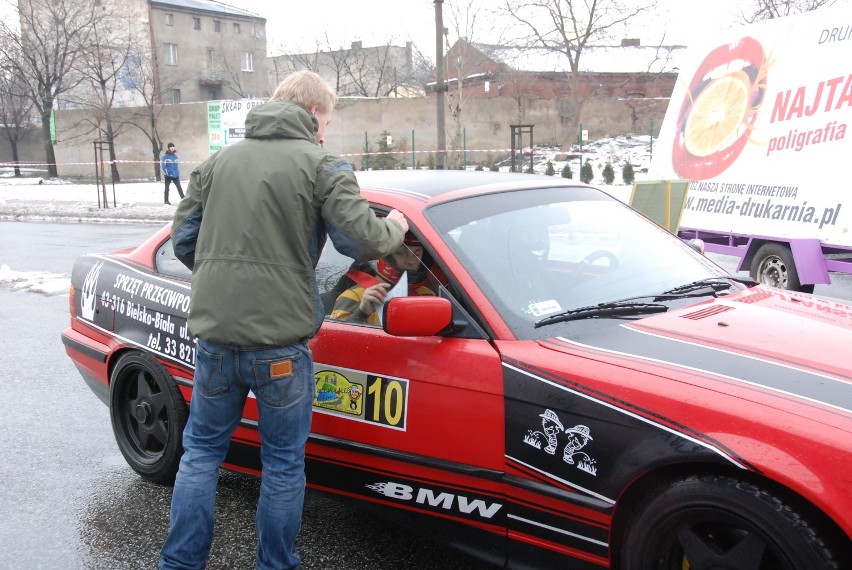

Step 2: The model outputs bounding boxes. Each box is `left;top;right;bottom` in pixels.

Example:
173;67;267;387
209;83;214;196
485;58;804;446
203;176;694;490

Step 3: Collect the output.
160;71;407;570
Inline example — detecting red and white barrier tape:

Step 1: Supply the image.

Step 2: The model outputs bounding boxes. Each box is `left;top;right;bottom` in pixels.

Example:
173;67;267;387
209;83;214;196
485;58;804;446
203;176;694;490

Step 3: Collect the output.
0;148;628;169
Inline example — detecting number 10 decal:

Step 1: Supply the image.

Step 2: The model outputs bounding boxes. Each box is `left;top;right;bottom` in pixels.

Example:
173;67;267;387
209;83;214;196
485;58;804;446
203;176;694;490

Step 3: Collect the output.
313;366;408;430
366;376;407;428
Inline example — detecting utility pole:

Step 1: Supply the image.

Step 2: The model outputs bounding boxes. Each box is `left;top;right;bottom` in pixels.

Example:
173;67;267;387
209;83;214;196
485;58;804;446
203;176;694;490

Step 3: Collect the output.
434;0;446;169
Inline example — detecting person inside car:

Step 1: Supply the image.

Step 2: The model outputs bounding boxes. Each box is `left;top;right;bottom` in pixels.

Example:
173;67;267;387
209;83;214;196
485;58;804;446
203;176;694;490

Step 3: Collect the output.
330;233;436;324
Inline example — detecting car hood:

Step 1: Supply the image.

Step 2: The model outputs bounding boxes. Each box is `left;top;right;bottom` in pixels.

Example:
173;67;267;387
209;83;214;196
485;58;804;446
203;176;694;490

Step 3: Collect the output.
540;286;852;419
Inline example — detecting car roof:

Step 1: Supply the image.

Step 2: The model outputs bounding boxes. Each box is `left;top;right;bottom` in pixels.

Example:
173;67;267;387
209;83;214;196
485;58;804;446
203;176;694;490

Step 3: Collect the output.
354;170;586;203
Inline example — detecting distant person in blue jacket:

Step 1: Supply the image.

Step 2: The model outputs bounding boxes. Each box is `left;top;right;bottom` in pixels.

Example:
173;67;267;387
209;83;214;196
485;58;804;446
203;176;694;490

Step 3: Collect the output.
161;142;184;204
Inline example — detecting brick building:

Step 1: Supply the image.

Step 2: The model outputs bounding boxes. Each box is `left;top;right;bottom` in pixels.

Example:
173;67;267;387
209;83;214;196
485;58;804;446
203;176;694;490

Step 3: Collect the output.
432;38;685;101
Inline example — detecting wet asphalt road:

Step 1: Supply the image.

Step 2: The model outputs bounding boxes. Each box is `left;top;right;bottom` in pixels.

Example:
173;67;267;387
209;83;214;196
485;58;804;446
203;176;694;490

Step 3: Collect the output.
0;221;496;570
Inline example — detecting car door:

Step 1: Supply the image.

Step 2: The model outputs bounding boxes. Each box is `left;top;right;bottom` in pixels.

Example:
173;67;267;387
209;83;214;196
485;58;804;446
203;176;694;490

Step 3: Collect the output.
308;224;508;564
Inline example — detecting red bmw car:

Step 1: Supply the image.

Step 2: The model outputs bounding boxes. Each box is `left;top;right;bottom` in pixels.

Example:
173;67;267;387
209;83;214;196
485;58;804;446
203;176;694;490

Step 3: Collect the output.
62;170;851;569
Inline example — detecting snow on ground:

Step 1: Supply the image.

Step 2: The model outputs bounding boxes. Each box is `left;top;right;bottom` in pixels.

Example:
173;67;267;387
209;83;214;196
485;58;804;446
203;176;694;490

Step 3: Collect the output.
0;137;642;294
1;172;177;294
0;263;71;296
500;134;654;180
0;175;177;225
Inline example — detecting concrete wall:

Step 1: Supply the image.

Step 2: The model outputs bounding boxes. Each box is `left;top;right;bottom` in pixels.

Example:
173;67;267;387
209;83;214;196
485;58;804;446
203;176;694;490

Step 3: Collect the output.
0;127;44;168
1;95;669;179
50;102;212;180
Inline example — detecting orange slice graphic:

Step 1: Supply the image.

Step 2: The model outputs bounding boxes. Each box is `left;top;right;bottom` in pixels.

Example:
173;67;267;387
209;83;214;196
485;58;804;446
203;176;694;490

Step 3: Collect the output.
684;71;750;158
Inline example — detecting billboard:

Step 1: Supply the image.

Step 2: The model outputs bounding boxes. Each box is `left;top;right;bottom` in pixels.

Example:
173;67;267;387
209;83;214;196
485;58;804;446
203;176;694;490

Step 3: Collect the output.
650;7;852;246
206;99;266;155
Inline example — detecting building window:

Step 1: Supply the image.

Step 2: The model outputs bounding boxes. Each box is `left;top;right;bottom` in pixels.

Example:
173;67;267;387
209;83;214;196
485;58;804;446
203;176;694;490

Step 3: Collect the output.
166;89;181;104
214;20;221;32
233;23;240;34
484;81;490;92
164;13;173;26
165;43;178;66
193;17;201;30
251;26;262;38
205;48;214;68
241;51;253;72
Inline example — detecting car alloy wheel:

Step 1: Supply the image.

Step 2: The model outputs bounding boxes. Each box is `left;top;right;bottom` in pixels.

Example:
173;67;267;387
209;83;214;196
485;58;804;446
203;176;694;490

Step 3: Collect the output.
109;351;187;485
620;474;845;570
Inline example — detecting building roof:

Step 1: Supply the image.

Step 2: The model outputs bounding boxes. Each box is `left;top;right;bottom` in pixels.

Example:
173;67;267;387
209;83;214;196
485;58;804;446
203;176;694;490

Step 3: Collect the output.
150;0;264;21
472;42;687;74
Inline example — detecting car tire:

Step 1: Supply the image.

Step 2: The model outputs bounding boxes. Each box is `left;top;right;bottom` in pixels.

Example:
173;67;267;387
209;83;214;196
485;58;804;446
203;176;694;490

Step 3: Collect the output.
109;351;187;485
620;474;845;570
750;243;815;293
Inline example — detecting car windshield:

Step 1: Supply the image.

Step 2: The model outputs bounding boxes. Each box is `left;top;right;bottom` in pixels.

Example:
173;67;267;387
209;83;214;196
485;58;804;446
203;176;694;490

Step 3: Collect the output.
426;186;734;339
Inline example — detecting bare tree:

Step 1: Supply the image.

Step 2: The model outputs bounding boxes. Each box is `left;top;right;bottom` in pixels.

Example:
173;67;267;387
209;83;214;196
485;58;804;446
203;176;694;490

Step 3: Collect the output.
271;37;418;98
0;45;35;177
314;39;358;95
219;46;270;99
499;67;537;123
741;0;840;22
267;36;352;95
73;8;137;182
445;0;494;168
219;52;251;99
504;0;658;147
344;42;390;97
0;0;103;177
123;44;169;181
342;40;416;98
407;43;437;92
268;42;320;91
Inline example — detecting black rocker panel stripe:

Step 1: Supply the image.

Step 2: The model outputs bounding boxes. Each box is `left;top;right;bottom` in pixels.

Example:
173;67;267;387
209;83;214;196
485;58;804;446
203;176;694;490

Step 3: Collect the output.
223;434;614;565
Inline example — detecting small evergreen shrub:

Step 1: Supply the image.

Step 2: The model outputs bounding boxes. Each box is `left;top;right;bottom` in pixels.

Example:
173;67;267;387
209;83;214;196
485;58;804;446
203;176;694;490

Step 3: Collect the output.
602;162;615;185
561;164;572;179
545;161;555;176
580;160;594;184
622;162;635;185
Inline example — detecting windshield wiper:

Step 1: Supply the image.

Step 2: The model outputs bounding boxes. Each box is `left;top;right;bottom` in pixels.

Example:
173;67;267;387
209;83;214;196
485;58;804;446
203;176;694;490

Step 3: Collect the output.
660;277;747;297
533;277;752;328
534;301;668;328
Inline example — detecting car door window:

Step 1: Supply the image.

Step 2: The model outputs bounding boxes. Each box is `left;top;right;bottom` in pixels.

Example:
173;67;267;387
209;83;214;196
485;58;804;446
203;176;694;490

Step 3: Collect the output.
319;227;445;327
156;238;192;281
317;238;359;316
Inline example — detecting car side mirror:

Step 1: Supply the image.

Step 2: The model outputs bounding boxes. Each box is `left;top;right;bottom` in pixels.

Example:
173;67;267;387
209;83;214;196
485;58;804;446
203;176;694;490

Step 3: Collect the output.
382;297;453;337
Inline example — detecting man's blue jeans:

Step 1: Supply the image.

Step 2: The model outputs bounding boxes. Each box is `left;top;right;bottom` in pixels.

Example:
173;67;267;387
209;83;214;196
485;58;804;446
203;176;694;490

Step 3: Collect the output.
159;338;313;570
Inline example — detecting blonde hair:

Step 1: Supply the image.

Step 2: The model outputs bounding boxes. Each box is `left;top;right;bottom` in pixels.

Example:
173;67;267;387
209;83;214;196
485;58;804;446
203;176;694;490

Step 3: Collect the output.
270;70;337;113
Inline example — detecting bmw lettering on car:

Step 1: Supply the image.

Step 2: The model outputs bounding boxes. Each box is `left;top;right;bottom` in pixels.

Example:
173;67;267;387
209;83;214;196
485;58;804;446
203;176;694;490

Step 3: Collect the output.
62;170;852;569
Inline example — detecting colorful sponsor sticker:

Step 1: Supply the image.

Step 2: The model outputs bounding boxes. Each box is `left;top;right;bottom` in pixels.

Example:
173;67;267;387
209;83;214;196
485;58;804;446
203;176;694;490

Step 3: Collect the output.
313;366;408;430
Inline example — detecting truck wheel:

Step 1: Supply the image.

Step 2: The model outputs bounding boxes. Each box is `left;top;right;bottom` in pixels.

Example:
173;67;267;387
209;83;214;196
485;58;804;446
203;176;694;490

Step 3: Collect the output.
109;351;187;484
750;243;814;293
619;475;847;570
